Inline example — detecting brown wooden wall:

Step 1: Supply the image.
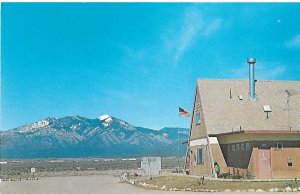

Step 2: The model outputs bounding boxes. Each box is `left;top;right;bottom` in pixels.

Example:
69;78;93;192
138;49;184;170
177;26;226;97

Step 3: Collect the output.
271;147;300;178
190;86;208;140
219;140;300;169
189;144;227;176
238;147;300;179
189;145;211;176
211;144;228;175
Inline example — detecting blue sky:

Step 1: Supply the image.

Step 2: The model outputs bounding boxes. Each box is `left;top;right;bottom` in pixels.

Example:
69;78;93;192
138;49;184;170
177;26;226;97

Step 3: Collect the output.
2;3;300;130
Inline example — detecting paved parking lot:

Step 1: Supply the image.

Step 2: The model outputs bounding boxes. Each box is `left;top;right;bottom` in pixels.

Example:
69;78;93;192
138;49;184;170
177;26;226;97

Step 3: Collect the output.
0;175;190;194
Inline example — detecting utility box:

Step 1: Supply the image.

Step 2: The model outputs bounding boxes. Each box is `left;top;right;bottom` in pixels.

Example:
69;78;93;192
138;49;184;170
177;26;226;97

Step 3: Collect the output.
140;157;161;176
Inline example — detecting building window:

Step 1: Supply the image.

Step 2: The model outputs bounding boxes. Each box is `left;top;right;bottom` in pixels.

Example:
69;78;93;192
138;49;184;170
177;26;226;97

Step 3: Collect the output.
228;145;231;152
232;145;236;152
196;113;201;125
241;143;244;151
288;158;292;167
246;142;250;150
197;148;204;164
277;142;283;149
236;144;240;151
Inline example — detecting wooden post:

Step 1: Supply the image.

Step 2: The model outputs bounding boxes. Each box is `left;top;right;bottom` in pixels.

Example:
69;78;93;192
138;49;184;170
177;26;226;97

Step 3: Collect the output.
206;135;217;178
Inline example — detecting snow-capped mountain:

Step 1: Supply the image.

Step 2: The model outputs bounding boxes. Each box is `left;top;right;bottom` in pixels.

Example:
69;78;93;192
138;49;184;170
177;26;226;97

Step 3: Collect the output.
0;115;189;158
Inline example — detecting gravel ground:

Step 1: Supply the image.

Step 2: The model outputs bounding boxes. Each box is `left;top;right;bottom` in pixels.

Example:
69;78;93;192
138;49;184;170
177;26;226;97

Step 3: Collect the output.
0;175;194;194
0;175;282;194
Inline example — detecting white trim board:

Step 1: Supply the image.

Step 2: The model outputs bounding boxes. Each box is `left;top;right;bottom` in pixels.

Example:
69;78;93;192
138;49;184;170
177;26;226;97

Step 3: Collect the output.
189;137;218;146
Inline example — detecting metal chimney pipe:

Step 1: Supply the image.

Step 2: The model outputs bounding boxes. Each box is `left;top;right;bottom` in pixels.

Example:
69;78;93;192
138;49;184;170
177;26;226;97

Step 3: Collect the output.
247;58;256;101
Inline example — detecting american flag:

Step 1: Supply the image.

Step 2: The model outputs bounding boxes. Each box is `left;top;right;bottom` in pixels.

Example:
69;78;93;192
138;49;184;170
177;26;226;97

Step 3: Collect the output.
179;107;190;117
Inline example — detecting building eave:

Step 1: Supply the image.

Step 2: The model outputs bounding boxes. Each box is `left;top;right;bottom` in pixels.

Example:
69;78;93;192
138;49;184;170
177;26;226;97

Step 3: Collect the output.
210;130;300;137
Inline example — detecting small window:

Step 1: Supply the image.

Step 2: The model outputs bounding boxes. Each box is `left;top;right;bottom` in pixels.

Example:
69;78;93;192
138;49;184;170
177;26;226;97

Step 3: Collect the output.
246;143;250;150
261;144;267;148
277;142;283;149
228;145;231;152
196;113;201;125
197;148;204;164
236;144;240;151
232;145;236;152
288;158;292;167
241;143;244;151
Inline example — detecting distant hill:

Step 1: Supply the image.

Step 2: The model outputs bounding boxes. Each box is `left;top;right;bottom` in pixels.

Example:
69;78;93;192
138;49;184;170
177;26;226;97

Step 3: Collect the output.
0;115;189;159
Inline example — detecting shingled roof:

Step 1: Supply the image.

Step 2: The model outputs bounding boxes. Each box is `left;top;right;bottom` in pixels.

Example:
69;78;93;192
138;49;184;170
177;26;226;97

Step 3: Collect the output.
197;79;300;135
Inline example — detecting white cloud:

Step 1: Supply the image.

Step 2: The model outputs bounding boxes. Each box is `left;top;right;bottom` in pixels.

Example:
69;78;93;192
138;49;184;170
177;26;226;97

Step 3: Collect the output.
230;61;286;80
202;18;222;37
286;34;300;48
162;6;222;65
118;6;222;69
173;8;202;63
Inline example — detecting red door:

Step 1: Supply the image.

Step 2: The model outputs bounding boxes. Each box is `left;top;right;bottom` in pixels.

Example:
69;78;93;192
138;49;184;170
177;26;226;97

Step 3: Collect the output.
257;149;272;178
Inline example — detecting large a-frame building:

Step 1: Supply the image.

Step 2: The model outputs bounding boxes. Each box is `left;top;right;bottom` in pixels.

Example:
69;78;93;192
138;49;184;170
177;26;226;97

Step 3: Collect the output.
187;58;300;179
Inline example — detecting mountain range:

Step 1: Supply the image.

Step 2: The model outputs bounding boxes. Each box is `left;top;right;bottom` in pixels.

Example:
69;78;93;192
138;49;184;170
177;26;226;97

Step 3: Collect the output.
0;115;189;159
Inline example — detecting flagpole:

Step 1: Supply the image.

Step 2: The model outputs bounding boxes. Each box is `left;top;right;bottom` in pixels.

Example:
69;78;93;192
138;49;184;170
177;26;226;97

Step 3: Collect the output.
177;127;179;173
178;107;190;174
184;128;191;174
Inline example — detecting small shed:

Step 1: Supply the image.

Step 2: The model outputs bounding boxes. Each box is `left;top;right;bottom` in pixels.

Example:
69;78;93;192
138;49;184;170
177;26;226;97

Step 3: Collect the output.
140;157;161;175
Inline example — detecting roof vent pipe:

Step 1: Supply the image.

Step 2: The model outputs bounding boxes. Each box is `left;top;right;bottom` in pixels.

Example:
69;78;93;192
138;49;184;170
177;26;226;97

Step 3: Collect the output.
247;58;256;101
